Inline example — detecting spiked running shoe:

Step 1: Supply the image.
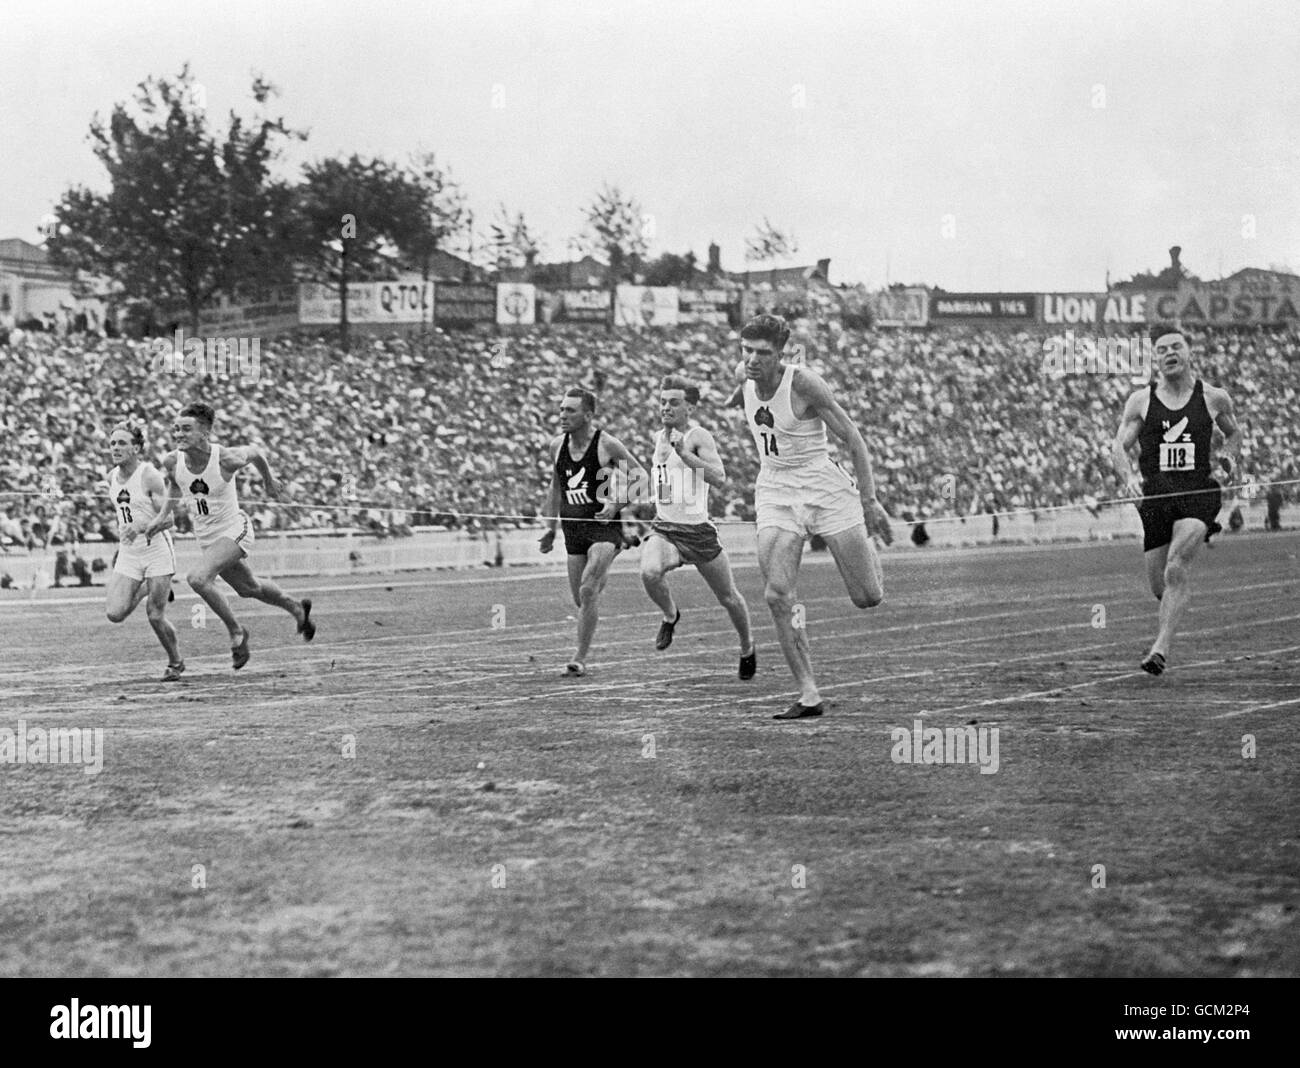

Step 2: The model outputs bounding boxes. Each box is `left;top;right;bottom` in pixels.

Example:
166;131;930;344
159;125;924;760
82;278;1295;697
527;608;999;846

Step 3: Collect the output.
655;609;681;651
298;598;316;641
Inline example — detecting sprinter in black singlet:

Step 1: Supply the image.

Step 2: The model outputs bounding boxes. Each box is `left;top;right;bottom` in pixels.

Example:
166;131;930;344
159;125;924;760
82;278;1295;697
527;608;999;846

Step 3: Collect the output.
1112;324;1242;675
539;387;646;677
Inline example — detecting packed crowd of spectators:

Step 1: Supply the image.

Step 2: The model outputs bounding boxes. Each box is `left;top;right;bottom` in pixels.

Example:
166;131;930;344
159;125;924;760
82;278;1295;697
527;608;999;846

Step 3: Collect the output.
1;318;1297;552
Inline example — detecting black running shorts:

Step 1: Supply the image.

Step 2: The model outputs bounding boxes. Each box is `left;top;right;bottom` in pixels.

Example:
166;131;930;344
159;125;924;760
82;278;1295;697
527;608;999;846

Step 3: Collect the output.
1137;478;1223;552
562;519;624;557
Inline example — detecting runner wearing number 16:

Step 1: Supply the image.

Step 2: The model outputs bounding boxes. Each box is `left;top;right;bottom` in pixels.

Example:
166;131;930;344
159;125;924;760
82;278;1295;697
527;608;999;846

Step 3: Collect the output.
148;402;316;671
1111;324;1242;676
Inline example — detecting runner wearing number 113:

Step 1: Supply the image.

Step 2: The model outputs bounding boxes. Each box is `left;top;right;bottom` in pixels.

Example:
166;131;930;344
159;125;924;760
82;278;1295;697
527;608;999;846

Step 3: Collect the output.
1111;324;1242;676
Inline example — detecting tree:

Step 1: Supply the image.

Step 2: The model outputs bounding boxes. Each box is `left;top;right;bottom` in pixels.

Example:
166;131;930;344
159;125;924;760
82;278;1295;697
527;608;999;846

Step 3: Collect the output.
643;252;695;287
396;152;469;336
47;64;302;334
293;154;429;349
744;217;799;290
400;153;469;280
487;203;541;271
574;183;649;328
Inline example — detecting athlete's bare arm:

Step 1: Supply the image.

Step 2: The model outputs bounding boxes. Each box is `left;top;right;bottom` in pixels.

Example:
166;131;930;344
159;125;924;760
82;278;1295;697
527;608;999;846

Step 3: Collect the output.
144;454;182;540
596;432;647;521
792;368;892;543
221;444;279;499
1112;389;1148;495
673;427;727;489
138;464;174;543
724;360;746;408
540;434;564;551
1205;385;1243;476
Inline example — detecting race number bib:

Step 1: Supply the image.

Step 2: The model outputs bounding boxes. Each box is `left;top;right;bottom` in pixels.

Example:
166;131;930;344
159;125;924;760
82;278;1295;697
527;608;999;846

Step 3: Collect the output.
1159;441;1196;473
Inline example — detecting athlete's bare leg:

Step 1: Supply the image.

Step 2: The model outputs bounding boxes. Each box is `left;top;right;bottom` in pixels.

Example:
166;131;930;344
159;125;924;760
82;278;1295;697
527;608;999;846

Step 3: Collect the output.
758;526;818;705
105;573;142;624
574;541;618;665
1144;543;1171;600
1147;518;1209;664
639;534;682;623
186;539;250;643
821;522;885;608
144;574;181;664
695;549;754;654
219;558;306;625
566;552;585;609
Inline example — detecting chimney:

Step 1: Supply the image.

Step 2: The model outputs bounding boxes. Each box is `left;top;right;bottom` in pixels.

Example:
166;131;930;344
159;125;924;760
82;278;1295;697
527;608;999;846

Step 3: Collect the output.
1169;246;1182;272
707;242;722;276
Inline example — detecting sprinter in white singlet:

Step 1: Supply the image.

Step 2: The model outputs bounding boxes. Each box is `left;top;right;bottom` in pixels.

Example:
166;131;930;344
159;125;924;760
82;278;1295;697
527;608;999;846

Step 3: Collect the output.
730;315;893;720
104;421;184;680
145;402;316;670
638;375;756;678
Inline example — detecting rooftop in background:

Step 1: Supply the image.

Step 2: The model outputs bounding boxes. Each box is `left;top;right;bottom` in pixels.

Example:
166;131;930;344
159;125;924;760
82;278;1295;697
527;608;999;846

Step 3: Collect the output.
727;259;832;288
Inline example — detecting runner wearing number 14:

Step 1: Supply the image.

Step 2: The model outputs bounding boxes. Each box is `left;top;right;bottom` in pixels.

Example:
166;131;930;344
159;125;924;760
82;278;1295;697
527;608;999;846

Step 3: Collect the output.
1111;324;1242;676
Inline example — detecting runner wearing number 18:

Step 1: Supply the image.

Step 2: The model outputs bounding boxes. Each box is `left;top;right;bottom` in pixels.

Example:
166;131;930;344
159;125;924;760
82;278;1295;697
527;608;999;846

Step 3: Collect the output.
104;421;184;680
1111;324;1242;675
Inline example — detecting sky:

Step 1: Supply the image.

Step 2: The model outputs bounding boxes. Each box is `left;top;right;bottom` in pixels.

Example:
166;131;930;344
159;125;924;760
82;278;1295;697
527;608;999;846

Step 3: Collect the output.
3;0;1298;291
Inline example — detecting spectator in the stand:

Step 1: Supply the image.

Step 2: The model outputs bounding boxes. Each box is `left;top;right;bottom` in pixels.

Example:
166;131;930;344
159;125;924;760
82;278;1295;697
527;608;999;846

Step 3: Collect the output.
1;323;1298;536
1266;477;1284;531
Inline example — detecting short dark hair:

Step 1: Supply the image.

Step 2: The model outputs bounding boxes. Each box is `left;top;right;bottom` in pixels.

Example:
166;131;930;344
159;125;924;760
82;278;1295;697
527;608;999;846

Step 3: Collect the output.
1149;323;1186;345
179;402;216;427
564;388;596;415
660;375;700;405
110;421;144;450
740;314;791;350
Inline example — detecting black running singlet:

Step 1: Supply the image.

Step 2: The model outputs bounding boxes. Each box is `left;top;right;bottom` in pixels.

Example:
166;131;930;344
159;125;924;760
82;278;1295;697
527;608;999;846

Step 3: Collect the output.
556;429;604;521
1138;379;1215;489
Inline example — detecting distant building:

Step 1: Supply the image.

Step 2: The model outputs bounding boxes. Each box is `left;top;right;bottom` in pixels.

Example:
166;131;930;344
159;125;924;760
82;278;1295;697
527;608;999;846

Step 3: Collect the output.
499;255;611;288
727;258;832;288
407;248;490;284
0;238;106;329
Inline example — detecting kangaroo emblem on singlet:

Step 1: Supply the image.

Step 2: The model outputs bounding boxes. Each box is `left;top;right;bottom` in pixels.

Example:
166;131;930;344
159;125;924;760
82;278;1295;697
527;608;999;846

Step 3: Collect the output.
754;405;778;456
565;467;588;505
190;477;212;516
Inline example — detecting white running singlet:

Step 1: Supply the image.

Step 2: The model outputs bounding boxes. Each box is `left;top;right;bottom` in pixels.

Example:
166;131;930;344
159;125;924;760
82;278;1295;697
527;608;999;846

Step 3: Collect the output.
740;362;831;473
106;462;160;537
175;444;240;535
651;427;710;525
